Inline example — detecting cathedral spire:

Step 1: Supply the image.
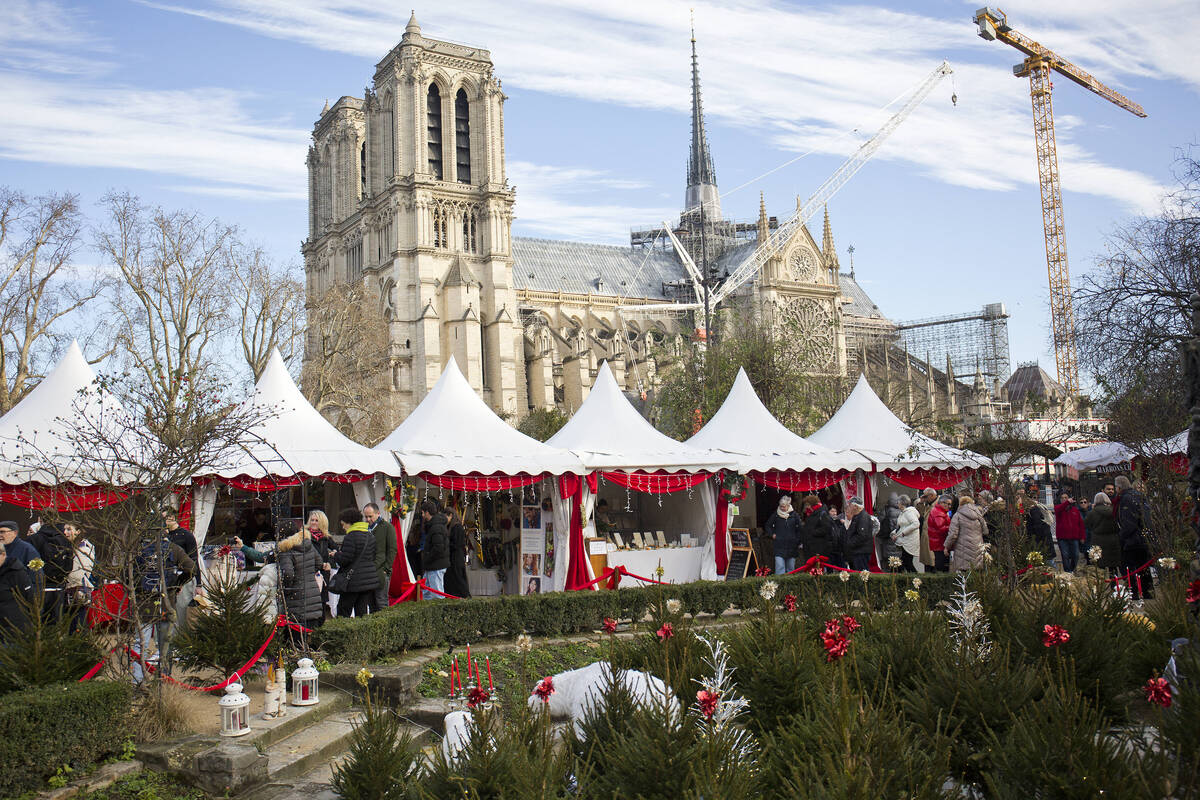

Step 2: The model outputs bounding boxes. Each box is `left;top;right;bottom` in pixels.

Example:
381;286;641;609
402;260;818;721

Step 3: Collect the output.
757;192;768;242
685;16;720;219
821;205;839;269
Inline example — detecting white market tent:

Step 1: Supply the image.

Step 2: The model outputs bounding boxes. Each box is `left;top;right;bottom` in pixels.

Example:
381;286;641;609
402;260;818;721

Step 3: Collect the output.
0;341;141;507
376;357;585;592
548;361;731;473
377;356;582;477
192;348;399;547
810;375;990;473
548;361;733;584
687;368;863;474
1054;429;1187;472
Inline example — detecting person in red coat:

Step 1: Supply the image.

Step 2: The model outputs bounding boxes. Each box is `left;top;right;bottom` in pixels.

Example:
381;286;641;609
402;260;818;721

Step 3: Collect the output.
1054;491;1086;572
927;495;952;572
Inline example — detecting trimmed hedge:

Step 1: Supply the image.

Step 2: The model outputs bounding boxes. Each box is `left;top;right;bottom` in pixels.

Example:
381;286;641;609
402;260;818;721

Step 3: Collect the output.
312;572;958;663
0;680;132;798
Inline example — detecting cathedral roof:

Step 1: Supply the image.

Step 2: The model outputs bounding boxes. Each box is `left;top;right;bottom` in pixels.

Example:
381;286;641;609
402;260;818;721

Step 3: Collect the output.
512;237;685;300
1003;363;1069;407
839;273;886;320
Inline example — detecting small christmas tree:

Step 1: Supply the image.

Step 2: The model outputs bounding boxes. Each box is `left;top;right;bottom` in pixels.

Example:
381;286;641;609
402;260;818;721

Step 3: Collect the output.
172;572;273;679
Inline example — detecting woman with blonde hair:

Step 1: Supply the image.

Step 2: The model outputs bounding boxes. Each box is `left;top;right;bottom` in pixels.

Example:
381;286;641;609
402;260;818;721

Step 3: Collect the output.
305;510;334;619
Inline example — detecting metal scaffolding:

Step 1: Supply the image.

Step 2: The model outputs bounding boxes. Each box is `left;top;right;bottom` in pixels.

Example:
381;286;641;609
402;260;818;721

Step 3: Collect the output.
895;303;1011;385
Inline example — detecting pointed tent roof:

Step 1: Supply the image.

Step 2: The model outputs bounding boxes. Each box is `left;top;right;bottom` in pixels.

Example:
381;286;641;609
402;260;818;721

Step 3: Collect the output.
0;341;140;486
548;361;730;472
1054;428;1187;471
202;349;397;480
687;368;865;473
377;357;581;476
809;375;990;471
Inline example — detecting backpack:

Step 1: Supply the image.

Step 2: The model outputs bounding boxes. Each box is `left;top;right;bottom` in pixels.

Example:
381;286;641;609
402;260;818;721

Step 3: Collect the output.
137;539;178;594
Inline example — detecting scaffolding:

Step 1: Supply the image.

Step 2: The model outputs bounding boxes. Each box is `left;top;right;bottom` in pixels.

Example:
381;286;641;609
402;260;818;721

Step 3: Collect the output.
895;303;1011;385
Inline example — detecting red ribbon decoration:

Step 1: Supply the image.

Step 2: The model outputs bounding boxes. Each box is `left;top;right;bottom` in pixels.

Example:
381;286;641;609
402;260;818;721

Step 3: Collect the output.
0;482;128;511
387;578;463;604
600;471;710;494
750;469;848;492
420;472;546;492
883;467;975;491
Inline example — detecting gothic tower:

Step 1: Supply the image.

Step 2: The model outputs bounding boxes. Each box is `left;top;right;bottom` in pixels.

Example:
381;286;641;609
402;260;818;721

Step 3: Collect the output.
303;13;520;423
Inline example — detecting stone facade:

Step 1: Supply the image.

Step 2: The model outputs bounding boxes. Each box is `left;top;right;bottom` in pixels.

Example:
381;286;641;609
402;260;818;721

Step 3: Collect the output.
301;16;905;425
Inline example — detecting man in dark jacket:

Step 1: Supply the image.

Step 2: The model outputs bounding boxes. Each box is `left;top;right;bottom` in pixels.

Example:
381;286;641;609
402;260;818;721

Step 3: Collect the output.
162;510;199;627
766;495;802;575
132;532;196;682
29;523;73;620
331;508;377;618
0;521;39;568
0;541;34;640
1114;476;1154;600
844;497;874;571
419;500;450;600
800;495;834;561
363;503;397;613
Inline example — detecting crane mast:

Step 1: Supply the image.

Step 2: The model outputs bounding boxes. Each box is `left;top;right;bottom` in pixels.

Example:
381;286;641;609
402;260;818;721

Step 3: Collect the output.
974;7;1146;397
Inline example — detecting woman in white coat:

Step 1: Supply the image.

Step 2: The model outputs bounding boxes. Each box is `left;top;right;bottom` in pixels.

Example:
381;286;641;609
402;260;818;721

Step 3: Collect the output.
892;495;921;573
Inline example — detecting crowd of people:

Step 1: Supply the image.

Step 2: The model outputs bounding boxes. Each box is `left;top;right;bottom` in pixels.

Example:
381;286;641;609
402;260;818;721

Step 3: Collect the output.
766;474;1157;596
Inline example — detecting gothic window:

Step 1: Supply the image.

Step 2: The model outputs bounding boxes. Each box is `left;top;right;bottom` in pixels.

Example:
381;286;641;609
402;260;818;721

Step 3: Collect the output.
347;241;363;281
381;94;394;179
432;206;448;249
462;213;477;253
426;83;443;179
377;219;393;262
786;248;819;282
480;324;489;387
360;141;367;198
769;298;837;370
455;89;471;184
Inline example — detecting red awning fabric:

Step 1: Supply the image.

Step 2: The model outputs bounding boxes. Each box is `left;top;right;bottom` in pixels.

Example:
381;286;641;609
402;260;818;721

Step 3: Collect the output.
0;483;128;511
421;472;546;492
883;467;975;491
559;474;592;591
751;469;848;493
600;471;710;494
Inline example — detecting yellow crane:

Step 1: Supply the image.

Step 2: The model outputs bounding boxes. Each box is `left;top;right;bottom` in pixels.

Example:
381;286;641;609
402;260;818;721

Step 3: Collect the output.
974;8;1146;397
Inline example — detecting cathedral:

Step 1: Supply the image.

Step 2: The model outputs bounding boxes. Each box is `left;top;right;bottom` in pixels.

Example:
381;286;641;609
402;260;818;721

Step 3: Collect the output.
301;14;992;430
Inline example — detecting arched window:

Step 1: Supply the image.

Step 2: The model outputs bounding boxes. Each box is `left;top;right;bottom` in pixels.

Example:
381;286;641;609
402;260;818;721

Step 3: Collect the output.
455;88;471;184
381;93;394;179
462;212;477;253
360;141;367;198
426;83;443;179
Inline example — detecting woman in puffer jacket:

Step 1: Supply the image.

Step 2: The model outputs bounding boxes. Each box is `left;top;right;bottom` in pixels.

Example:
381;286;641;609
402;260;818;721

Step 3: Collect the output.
892;495;920;572
277;530;325;636
945;495;988;572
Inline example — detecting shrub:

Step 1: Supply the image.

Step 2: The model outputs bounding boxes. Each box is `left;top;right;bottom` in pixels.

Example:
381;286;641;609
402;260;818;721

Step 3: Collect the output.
331;688;422;800
312;573;958;663
0;680;131;798
172;572;275;678
0;590;103;692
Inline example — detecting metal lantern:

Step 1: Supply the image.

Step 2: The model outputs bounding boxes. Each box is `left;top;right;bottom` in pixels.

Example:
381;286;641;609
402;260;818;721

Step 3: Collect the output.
292;657;319;706
219;682;251;737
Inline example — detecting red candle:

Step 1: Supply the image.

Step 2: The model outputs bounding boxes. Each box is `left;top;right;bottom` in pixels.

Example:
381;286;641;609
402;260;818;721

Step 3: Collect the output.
302;684;310;701
486;657;493;690
1136;574;1143;598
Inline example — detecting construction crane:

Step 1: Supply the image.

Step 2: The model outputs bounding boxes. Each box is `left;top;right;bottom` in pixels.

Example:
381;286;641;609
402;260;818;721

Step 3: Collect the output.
974;7;1146;397
616;60;954;314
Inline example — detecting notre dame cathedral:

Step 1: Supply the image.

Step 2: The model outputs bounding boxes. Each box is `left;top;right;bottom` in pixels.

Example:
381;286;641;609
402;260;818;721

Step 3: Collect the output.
301;14;1001;431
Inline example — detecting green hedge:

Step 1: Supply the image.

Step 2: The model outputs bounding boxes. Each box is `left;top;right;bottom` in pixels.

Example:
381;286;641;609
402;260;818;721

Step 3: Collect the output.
0;680;132;798
313;573;957;663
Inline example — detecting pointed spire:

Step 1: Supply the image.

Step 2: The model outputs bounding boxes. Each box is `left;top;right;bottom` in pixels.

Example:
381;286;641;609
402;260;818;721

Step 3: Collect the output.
757;192;768;242
405;10;421;36
321;98;329;114
685;15;720;218
822;205;840;275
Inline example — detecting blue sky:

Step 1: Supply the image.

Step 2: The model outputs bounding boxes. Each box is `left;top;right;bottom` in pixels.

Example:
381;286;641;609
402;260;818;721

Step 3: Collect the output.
2;0;1197;387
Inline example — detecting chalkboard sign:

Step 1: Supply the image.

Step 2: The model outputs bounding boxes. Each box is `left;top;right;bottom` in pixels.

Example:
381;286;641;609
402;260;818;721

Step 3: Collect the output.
725;548;751;581
729;528;751;549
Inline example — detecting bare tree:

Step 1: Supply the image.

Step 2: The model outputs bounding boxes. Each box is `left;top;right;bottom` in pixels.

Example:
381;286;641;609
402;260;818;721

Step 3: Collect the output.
229;243;304;380
301;282;392;444
94;193;236;442
0;189;106;413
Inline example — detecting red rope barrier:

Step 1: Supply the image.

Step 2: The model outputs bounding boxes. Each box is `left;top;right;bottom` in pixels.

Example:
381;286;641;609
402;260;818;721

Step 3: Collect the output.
387;579;462;605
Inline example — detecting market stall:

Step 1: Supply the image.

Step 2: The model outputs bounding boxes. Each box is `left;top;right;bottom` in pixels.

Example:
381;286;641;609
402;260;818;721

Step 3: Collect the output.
0;341;139;511
376;357;584;596
686;368;865;574
547;362;732;587
1054;430;1187;477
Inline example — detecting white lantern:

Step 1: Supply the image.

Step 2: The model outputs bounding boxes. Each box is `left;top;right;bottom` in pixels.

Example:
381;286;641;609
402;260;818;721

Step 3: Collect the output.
219;682;251;737
292;657;319;706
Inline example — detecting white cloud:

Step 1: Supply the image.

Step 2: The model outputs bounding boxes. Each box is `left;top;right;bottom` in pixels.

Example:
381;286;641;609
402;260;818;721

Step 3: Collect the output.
0;0;110;74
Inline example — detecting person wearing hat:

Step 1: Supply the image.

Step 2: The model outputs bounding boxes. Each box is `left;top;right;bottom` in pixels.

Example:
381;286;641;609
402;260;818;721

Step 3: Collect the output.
0;521;38;569
844;497;874;571
766;495;802;575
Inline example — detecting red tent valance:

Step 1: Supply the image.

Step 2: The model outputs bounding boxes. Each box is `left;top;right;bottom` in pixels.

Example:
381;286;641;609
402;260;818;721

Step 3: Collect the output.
601;471;710;494
884;467;975;491
751;469;848;493
0;483;128;512
420;472;546;492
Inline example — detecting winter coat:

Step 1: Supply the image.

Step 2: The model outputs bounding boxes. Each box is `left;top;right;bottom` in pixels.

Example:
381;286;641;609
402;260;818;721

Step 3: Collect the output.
1053;501;1086;542
1116;488;1150;552
66;538;95;591
254;563;280;624
801;505;836;558
766;511;803;559
879;495;901;540
1026;503;1055;555
1085;506;1120;569
370;518;398;589
168;526;199;586
422;513;451;572
278;539;324;622
927;505;951;552
983;501;1007;544
4;536;39;569
894;506;921;556
945;502;988;572
0;556;34;639
134;539;195;622
30;526;73;587
844;510;874;558
444;519;471;599
333;528;379;593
